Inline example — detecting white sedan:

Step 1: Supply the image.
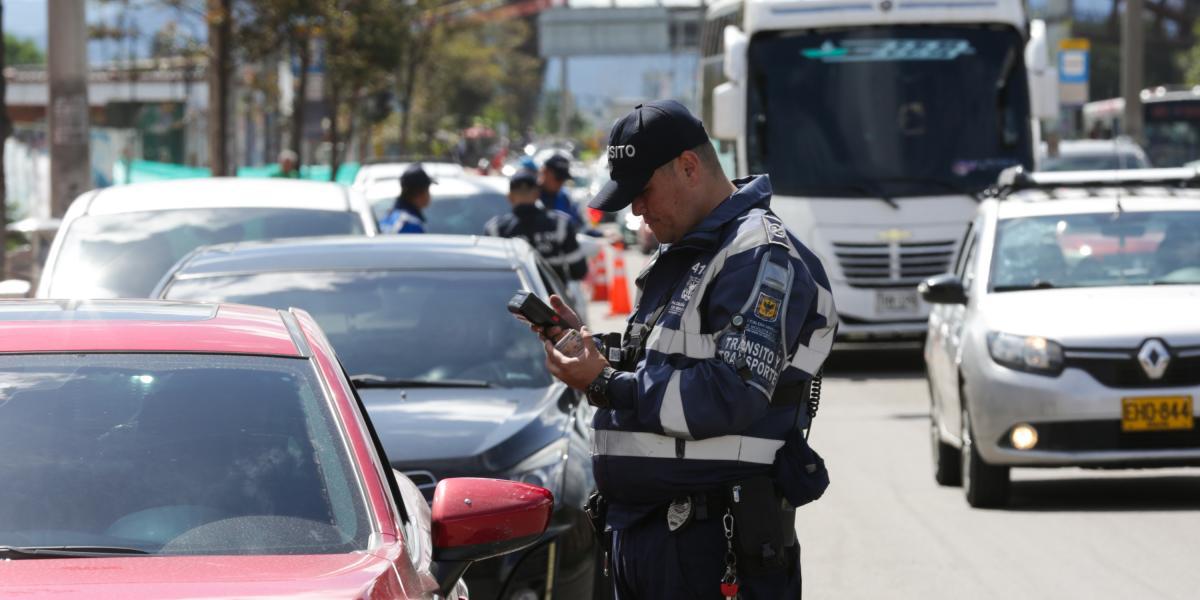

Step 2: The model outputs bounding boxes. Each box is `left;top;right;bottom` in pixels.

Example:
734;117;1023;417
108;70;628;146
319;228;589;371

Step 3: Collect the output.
922;168;1200;507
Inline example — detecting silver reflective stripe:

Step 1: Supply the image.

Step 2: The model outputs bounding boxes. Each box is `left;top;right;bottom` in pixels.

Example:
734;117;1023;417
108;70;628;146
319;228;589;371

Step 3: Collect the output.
680;209;777;333
790;285;837;374
555;213;569;242
544;248;586;265
658;371;692;439
645;325;718;359
484;219;499;237
593;429;783;465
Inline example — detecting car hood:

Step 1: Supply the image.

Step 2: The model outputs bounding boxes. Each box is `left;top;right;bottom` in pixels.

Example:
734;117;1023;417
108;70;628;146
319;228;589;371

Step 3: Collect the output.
0;553;408;599
979;285;1200;347
359;384;570;474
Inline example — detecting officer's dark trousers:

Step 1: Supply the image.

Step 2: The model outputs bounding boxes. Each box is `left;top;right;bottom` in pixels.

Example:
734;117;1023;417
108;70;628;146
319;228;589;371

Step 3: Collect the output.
610;513;801;599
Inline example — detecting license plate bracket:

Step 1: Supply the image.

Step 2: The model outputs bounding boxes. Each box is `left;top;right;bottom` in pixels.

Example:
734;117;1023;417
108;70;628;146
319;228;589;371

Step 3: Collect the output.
1121;395;1194;432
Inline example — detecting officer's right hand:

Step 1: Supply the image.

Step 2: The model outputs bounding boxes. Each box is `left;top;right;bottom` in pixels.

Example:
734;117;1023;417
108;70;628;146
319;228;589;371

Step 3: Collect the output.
530;294;583;342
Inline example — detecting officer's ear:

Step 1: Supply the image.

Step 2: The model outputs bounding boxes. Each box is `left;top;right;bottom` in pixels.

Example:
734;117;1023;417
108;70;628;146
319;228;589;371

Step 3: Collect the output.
676;150;703;187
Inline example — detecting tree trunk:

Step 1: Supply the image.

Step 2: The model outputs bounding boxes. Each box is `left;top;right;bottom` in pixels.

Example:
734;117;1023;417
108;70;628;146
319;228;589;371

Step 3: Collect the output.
207;0;232;175
291;33;311;167
0;0;9;279
328;78;341;182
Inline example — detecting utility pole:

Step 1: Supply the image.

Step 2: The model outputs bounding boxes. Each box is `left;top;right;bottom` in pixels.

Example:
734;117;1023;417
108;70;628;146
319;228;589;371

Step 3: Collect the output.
0;0;8;279
208;0;232;175
48;0;90;218
558;57;569;137
1121;0;1145;143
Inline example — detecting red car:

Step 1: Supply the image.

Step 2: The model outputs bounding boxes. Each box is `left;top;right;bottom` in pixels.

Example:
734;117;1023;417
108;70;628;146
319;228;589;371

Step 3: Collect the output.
0;300;551;599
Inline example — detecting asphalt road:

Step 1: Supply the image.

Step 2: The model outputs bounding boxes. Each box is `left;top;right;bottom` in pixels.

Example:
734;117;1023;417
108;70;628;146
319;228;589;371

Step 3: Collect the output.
587;247;1200;600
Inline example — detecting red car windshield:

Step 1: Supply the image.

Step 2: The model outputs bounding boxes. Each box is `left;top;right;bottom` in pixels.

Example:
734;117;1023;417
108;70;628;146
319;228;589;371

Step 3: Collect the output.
0;353;371;555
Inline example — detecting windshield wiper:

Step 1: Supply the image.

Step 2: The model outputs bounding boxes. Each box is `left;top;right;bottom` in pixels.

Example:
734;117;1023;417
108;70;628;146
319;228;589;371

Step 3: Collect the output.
0;545;151;560
349;374;494;389
794;183;898;209
993;280;1057;292
873;177;982;202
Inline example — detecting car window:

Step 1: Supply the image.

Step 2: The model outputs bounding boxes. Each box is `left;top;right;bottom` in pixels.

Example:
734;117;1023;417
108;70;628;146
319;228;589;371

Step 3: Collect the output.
165;269;552;388
952;221;975;277
1041;152;1149;171
0;353;370;555
370;192;510;234
990;210;1200;291
48;209;365;299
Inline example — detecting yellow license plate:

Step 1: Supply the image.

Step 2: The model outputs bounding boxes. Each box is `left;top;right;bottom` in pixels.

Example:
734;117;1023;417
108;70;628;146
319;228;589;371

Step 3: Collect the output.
1121;396;1194;432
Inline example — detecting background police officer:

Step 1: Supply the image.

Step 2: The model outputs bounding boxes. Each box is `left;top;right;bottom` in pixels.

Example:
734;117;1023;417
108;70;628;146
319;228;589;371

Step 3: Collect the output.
536;100;838;599
381;164;434;234
540;154;586;229
485;169;588;283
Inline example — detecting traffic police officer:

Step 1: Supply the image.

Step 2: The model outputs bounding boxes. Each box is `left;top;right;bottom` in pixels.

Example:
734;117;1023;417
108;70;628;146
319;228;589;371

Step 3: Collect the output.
537;100;837;599
540;154;586;229
485;169;588;282
380;164;434;234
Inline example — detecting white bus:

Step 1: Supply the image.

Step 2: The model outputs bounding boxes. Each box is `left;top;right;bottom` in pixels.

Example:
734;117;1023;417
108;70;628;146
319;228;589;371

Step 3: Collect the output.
1083;87;1200;168
702;0;1058;348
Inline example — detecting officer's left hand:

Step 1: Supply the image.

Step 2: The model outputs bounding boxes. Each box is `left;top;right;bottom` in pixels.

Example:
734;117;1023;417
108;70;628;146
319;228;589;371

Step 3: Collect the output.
543;326;607;391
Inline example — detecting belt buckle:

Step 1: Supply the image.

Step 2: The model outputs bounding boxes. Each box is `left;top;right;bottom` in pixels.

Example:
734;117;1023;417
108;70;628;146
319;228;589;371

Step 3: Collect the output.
666;496;693;532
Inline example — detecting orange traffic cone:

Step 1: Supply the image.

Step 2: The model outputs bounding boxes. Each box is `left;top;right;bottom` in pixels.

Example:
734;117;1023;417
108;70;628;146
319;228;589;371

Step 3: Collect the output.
590;245;609;302
607;245;632;316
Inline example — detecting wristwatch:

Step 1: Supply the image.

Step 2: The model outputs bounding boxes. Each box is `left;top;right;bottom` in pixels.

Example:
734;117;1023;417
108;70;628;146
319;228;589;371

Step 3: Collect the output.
586;366;617;408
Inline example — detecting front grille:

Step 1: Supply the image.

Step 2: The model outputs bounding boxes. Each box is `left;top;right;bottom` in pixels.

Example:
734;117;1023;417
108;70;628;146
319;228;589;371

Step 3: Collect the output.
998;420;1200;453
832;240;956;288
1065;351;1200;389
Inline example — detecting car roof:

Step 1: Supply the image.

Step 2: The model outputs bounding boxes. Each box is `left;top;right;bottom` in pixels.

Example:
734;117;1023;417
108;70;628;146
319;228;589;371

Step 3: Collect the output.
79;178;355;215
355;161;466;184
0;300;304;356
166;234;537;279
361;174;508;202
1054;139;1144;155
991;188;1200;220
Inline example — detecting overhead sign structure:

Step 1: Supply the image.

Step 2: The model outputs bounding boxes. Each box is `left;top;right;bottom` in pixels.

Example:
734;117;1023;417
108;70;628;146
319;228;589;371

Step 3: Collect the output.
539;8;671;57
1058;38;1090;107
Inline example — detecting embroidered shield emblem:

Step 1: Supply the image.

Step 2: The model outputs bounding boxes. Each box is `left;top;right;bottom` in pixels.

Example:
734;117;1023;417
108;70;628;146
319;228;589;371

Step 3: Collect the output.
666;496;693;531
755;293;780;322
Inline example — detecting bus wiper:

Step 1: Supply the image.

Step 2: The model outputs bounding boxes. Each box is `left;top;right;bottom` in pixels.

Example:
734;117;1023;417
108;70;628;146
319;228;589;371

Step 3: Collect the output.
873;177;982;201
349;374;494;388
0;545;152;559
795;183;898;209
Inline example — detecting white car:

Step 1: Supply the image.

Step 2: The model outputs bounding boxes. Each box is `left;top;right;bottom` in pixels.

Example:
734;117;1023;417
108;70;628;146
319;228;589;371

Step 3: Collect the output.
1040;138;1151;171
922;167;1200;507
37;178;377;299
350;160;465;189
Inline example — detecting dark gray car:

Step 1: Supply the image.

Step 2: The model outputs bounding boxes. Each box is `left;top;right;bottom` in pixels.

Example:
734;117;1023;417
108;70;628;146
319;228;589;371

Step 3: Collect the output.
153;235;604;600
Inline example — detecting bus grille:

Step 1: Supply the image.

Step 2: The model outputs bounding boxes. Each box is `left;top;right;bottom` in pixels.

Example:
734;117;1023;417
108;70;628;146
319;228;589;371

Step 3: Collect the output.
833;240;956;288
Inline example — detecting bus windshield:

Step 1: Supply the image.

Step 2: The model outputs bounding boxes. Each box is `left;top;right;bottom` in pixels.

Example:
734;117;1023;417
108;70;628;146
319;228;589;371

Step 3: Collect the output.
746;25;1032;199
1145;100;1200;167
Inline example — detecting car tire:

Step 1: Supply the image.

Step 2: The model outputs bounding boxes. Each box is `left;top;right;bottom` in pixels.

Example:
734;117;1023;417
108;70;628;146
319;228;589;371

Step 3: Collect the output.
960;408;1009;508
930;410;961;486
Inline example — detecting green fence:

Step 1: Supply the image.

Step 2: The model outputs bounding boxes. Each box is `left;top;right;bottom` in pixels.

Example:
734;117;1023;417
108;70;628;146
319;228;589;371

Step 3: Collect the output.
113;160;360;186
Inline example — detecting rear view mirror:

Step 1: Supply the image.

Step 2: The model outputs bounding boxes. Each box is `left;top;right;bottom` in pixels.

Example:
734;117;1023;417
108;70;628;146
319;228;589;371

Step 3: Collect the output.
430;477;552;595
919;274;967;305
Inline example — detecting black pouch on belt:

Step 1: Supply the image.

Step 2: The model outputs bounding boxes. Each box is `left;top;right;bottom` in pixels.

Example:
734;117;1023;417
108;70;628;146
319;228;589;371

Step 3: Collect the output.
726;476;794;577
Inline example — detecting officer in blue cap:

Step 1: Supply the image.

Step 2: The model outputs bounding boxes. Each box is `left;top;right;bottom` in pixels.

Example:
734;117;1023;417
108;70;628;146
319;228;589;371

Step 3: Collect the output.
485;169;588;283
531;100;838;599
381;164;435;234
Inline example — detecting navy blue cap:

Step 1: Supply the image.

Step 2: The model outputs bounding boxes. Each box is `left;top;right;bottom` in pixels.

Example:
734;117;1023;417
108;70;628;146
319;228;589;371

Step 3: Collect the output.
543;154;572;181
400;163;436;190
589;100;709;211
510;169;538;189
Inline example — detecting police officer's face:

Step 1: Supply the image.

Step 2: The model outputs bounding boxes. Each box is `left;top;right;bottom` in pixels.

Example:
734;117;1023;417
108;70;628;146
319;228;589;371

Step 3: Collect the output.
631;160;691;244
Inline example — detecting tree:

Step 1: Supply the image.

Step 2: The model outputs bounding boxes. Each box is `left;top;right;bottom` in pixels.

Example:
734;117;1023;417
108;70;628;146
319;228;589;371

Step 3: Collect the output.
207;0;232;175
4;33;44;66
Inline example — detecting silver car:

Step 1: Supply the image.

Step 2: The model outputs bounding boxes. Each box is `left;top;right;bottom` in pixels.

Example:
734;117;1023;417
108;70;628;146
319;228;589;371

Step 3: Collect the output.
922;168;1200;507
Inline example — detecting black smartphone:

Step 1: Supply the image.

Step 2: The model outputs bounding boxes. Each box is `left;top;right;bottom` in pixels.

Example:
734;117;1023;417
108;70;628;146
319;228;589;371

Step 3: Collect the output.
507;291;571;330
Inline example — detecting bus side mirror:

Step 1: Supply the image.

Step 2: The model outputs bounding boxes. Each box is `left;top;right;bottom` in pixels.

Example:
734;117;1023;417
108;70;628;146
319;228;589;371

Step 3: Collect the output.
712;82;744;141
1025;19;1059;121
722;25;748;83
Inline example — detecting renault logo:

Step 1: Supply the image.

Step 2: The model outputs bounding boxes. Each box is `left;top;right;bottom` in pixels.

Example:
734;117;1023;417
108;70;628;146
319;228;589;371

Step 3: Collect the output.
1137;339;1171;380
877;228;912;243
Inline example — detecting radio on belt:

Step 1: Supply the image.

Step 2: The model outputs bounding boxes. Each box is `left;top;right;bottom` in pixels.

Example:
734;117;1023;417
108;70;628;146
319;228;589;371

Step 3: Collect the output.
507;291;585;357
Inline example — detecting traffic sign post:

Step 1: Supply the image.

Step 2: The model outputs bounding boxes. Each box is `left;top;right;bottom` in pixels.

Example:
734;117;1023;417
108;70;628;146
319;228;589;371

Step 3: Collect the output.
1058;38;1090;108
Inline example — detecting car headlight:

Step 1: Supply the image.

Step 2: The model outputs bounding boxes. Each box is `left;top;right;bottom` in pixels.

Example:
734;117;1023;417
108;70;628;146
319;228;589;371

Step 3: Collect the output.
987;332;1064;376
506;437;569;502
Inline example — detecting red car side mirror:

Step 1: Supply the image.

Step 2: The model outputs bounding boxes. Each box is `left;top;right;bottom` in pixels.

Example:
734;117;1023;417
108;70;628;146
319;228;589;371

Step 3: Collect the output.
430;478;553;595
